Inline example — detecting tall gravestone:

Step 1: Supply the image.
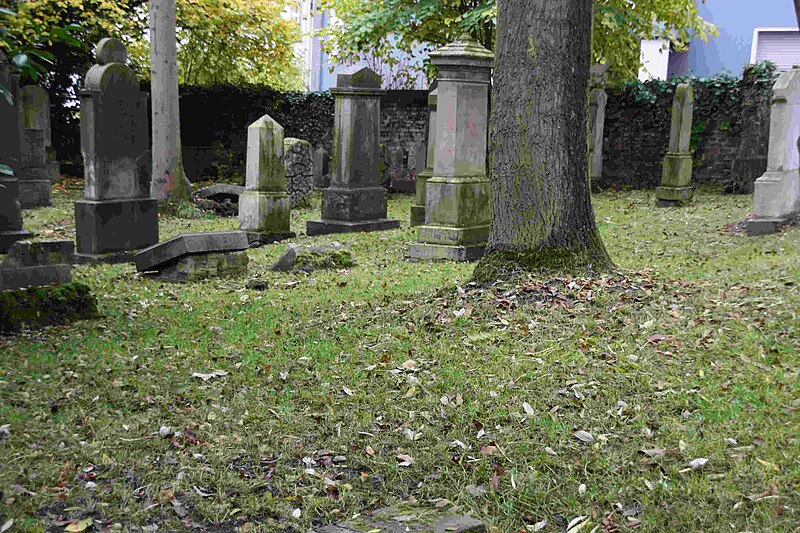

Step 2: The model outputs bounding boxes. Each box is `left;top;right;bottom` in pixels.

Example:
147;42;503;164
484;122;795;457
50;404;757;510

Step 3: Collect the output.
238;114;293;244
408;35;494;261
656;83;695;207
588;88;607;183
747;68;800;235
0;51;32;252
410;88;437;227
306;66;400;236
22;85;60;183
75;38;158;262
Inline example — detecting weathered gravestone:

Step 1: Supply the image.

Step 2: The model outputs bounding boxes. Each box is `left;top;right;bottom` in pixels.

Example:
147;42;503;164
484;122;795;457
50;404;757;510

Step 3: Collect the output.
17;127;51;208
238;114;294;245
0;51;33;252
313;146;330;188
747;67;800;235
410;87;438;227
306;66;400;236
75;39;158;263
588;88;608;183
408;35;494;261
270;243;355;272
134;231;249;282
656;83;695;207
22;85;60;183
0;240;73;291
285;137;314;208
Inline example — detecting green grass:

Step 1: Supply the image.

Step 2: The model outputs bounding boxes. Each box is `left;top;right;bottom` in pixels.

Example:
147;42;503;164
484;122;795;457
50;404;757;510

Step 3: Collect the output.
0;180;798;532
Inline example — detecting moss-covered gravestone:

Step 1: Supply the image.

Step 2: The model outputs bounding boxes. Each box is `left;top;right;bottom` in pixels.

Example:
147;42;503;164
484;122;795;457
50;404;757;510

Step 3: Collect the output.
75;38;158;263
408;35;494;261
306;66;400;236
0;51;32;252
22;85;60;183
410;87;438;227
747;67;800;235
238;114;294;244
656;83;695;207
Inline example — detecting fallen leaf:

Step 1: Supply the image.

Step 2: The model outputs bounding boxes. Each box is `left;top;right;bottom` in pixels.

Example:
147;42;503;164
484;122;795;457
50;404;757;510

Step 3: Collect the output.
192;370;229;381
573;430;594;443
756;458;780;472
545;447;558;456
342;387;353;396
65;518;93;532
466;484;488;497
365;445;375;456
689;458;708;471
396;453;413;467
523;402;535;416
1;519;13;533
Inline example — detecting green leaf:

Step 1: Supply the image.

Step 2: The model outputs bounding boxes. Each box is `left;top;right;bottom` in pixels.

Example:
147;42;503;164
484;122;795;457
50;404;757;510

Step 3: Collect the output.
0;163;14;176
0;7;16;17
0;84;12;106
12;53;28;68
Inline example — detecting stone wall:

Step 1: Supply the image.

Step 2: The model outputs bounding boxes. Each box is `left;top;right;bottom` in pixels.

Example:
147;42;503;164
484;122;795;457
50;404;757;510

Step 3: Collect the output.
380;90;429;193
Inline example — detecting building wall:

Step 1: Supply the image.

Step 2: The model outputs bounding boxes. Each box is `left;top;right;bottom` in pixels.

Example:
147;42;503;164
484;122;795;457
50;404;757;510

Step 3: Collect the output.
688;0;797;75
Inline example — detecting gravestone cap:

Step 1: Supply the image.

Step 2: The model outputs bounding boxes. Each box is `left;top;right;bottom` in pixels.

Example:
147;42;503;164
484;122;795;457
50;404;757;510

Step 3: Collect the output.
335;65;382;89
674;83;694;103
95;38;128;65
430;32;494;67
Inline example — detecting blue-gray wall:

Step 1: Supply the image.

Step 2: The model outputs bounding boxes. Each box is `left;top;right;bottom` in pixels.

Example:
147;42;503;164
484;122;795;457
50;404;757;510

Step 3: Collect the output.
688;0;797;76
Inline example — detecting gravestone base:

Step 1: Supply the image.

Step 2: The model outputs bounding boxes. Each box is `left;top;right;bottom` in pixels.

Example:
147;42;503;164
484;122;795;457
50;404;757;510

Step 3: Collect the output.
145;251;249;283
73;250;141;265
246;231;296;247
410;205;426;227
18;180;52;208
75;198;158;256
746;217;787;236
321;187;390;222
750;169;800;234
408;242;485;262
306;218;400;236
239;191;291;235
0;264;72;291
655;186;695;207
0;231;33;254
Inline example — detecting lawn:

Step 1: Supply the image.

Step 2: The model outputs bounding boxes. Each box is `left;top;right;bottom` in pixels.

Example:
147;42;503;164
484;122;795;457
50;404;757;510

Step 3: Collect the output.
1;180;798;532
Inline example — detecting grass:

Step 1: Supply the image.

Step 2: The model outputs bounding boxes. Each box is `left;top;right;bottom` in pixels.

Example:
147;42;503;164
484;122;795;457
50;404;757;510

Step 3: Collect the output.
0;180;798;532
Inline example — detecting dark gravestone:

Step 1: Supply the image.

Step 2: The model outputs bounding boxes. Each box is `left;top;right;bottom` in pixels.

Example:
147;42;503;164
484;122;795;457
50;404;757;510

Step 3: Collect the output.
0;52;33;252
22;85;60;183
134;231;249;282
0;240;74;291
18;128;51;208
75;38;158;263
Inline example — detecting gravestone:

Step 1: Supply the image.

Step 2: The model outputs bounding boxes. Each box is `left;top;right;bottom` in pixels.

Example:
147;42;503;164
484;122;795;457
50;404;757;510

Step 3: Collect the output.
17;128;51;208
270;243;355;272
588;88;608;183
134;231;249;282
75;38;158;263
0;51;32;252
238;114;294;244
410;88;438;227
408;35;494;261
0;240;73;291
306;66;400;236
284;137;314;208
747;68;800;235
22;85;60;183
656;83;695;207
313;146;330;188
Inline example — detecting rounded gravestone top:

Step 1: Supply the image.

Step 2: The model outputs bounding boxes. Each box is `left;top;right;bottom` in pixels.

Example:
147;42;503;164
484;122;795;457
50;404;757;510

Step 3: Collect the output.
95;38;128;65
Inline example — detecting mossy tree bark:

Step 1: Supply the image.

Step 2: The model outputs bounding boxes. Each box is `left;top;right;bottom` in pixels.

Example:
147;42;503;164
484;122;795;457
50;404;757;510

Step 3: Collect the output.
149;0;192;208
473;0;613;281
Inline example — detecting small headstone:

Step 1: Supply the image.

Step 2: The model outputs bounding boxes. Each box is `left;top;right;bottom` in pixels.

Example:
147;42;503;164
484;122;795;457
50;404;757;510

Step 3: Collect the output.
588;88;608;183
284;137;314;208
410;87;437;227
270;243;354;273
75;38;158;263
17;128;51;208
238;115;294;243
0;240;74;291
22;85;60;183
134;231;250;282
656;83;695;207
306;66;400;236
313;146;330;188
747;67;800;235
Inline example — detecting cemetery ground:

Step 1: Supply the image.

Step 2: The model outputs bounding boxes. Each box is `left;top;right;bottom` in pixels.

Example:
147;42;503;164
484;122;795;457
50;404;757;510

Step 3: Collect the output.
1;180;799;532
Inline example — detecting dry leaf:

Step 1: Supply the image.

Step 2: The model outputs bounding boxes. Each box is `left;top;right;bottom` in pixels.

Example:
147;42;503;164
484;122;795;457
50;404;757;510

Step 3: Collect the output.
523;402;535;416
396;453;413;467
65;518;93;532
192;370;229;381
689;458;708;471
365;445;375;456
574;430;594;443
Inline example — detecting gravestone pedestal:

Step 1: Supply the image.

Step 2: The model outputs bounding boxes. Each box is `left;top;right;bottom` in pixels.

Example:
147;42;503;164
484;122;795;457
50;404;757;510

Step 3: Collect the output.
307;66;399;236
75;38;158;262
410;88;437;227
656;84;695;207
747;68;800;235
408;35;494;261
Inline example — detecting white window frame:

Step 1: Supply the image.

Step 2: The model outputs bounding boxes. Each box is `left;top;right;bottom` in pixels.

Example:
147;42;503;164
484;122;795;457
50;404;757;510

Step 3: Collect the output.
750;26;800;64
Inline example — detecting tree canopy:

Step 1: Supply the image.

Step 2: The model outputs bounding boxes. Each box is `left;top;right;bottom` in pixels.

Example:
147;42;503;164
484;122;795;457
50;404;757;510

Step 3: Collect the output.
318;0;717;85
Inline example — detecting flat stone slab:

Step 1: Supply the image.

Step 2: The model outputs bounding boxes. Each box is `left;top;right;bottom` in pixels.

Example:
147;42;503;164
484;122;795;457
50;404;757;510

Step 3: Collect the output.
313;507;486;533
0;282;97;333
306;218;400;236
270;244;355;272
146;250;249;283
746;217;785;236
0;230;34;254
73;250;140;265
408;243;485;262
0;264;72;291
134;231;250;272
1;240;74;268
196;183;245;202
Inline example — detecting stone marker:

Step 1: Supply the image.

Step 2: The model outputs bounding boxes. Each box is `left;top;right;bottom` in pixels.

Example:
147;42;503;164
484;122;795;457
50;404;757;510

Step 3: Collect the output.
22;85;60;183
0;51;33;252
284;137;314;207
75;38;158;263
134;231;249;282
410;88;438;227
306;66;400;236
313;506;486;533
238;115;294;244
656;83;695;207
0;240;74;291
0;282;97;333
313;146;330;188
196;183;245;203
747;67;800;235
408;35;494;261
588;88;608;183
17;128;52;208
270;243;355;272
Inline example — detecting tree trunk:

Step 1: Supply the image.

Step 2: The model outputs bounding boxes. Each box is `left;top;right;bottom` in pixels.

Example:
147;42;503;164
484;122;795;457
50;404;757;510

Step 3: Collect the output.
149;0;192;205
473;0;612;281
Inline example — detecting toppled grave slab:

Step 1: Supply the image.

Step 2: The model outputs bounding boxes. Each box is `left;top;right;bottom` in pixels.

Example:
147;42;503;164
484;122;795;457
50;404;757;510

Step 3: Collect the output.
270;243;355;273
0;240;74;291
0;282;98;333
314;506;486;533
134;231;250;282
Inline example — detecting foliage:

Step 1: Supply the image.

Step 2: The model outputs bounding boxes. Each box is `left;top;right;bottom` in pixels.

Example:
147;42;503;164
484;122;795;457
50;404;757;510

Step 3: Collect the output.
319;0;718;84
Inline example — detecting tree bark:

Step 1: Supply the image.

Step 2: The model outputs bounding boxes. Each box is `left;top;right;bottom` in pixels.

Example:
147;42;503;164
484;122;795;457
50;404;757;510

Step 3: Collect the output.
149;0;192;205
473;0;612;281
